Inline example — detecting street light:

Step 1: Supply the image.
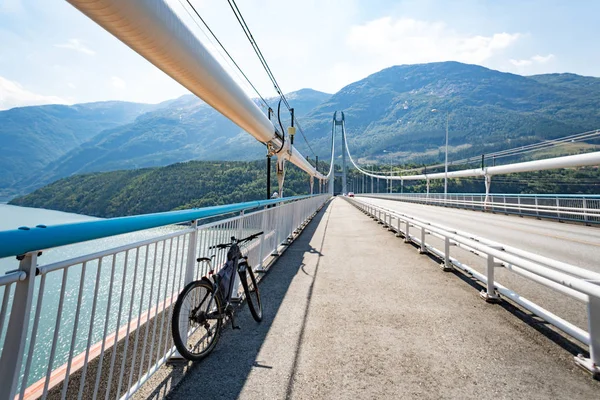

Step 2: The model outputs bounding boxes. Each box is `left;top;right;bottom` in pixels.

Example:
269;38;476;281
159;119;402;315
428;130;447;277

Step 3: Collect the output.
431;109;450;198
383;150;393;193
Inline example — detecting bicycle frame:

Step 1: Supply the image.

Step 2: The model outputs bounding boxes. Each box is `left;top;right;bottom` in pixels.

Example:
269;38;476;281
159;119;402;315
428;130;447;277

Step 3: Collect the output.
200;241;246;320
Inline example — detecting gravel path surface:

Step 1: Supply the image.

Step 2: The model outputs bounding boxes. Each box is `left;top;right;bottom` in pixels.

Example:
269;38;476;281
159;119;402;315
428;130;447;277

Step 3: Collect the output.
163;198;599;399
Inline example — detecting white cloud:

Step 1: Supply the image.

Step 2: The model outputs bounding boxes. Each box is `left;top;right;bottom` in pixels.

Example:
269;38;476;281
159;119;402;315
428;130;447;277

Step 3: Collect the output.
531;54;555;63
330;17;521;88
0;76;69;110
510;53;555;67
110;76;126;89
67;82;76;89
348;18;520;62
54;39;95;55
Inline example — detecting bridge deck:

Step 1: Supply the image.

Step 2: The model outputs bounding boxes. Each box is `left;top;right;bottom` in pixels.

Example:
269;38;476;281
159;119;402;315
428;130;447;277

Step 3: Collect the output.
146;198;599;399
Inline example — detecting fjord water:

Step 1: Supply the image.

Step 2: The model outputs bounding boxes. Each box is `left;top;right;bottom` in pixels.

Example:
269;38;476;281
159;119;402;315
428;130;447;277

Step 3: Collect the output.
0;204;100;272
0;204;182;391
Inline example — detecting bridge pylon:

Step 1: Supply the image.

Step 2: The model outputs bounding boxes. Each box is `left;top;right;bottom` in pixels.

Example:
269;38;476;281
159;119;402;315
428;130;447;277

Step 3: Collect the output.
333;111;348;194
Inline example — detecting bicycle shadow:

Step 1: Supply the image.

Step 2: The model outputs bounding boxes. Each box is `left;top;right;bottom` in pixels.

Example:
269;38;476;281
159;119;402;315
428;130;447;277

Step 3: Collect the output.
140;201;331;400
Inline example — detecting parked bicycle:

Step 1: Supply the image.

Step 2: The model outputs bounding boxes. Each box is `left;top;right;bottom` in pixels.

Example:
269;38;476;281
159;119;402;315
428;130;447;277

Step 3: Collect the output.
171;231;264;361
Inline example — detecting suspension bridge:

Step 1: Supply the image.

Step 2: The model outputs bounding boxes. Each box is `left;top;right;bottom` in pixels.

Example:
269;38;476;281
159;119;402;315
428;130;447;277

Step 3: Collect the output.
1;0;600;399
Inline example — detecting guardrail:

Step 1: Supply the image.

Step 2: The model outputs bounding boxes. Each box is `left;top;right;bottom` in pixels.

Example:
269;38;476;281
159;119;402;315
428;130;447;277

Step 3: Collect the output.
346;196;600;378
0;194;329;400
359;193;600;224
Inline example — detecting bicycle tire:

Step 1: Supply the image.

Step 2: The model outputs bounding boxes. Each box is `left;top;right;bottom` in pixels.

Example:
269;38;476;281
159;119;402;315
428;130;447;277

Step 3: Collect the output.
239;266;262;322
172;280;222;361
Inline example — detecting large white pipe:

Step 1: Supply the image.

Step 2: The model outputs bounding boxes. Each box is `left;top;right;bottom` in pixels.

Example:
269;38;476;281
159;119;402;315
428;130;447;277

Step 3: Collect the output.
66;0;325;179
343;120;600;181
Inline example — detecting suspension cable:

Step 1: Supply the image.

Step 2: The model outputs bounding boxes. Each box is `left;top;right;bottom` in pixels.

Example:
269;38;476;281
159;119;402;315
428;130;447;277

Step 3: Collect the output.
226;0;317;158
181;0;269;109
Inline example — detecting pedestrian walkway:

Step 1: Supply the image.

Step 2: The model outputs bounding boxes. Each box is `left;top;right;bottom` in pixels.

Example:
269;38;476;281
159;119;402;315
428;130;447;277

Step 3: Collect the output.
157;198;599;399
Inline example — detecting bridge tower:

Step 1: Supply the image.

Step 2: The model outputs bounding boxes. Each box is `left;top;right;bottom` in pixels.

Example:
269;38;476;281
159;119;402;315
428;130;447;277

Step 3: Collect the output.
333;111;347;194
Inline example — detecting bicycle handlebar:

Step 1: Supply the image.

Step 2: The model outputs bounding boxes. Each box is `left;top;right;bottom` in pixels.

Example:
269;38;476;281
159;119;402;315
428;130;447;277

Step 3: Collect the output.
208;231;264;250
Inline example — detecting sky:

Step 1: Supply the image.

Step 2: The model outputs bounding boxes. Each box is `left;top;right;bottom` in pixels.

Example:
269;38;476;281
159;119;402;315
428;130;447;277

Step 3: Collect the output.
1;0;599;110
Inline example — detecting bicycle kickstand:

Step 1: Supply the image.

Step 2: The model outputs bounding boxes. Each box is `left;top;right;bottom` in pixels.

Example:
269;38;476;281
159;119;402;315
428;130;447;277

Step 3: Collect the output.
228;309;241;330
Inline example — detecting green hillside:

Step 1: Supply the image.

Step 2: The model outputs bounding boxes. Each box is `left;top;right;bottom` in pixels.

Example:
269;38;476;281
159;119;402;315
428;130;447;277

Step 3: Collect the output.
9;160;322;217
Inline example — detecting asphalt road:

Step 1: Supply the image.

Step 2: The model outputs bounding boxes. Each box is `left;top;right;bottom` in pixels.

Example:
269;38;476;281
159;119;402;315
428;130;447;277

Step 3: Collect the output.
358;196;600;331
161;198;599;400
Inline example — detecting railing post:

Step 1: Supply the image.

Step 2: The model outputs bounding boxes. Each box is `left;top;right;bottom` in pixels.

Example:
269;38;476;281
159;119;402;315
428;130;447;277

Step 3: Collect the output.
172;220;199;360
556;197;561;221
480;252;501;303
535;196;540;218
419;226;427;254
484;175;491;210
575;293;600;378
257;206;268;272
440;237;453;271
184;220;199;286
232;211;244;300
583;198;589;223
404;220;410;243
0;252;38;400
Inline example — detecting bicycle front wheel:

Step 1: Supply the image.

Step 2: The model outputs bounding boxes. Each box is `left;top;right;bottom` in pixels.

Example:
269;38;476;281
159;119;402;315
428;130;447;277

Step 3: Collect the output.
239;266;262;322
172;280;222;361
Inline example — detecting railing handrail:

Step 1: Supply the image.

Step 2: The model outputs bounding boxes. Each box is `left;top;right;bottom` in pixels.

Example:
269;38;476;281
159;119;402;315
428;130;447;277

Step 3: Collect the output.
368;195;600;215
368;192;600;199
0;195;314;259
363;201;600;283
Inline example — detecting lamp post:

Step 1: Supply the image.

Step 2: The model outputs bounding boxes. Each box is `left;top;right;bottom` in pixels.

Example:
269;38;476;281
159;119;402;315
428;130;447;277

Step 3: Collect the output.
431;109;449;198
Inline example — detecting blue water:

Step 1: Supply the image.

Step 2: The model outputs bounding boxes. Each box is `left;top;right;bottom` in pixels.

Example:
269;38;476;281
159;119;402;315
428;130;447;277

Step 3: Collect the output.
0;204;183;392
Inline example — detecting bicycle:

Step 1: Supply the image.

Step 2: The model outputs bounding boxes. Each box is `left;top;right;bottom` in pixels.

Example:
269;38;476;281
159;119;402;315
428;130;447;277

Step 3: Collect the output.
171;231;264;361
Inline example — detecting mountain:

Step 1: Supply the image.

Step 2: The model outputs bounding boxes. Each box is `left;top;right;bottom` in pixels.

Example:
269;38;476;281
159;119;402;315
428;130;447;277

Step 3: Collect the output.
300;62;600;163
0;101;159;193
4;62;600;201
9;160;319;217
12;89;331;195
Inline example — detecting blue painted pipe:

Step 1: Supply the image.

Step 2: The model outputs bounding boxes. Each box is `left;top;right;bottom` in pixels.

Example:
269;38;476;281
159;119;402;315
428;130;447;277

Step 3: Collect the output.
0;195;315;259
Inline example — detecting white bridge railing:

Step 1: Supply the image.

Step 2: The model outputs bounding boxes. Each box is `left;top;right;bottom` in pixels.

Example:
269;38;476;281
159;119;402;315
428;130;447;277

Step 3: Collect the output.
359;193;600;224
0;195;329;400
347;197;600;378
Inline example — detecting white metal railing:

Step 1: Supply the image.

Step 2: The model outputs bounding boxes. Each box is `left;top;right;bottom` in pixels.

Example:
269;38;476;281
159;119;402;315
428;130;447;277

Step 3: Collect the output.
346;197;600;378
360;193;600;224
0;194;329;400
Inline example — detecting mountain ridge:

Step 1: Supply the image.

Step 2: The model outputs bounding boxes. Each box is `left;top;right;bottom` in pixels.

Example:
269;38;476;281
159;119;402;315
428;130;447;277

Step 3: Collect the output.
2;62;600;200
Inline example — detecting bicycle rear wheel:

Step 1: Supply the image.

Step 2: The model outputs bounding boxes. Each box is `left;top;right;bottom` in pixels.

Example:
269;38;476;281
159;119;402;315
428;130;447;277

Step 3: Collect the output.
172;280;222;361
239;266;262;322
